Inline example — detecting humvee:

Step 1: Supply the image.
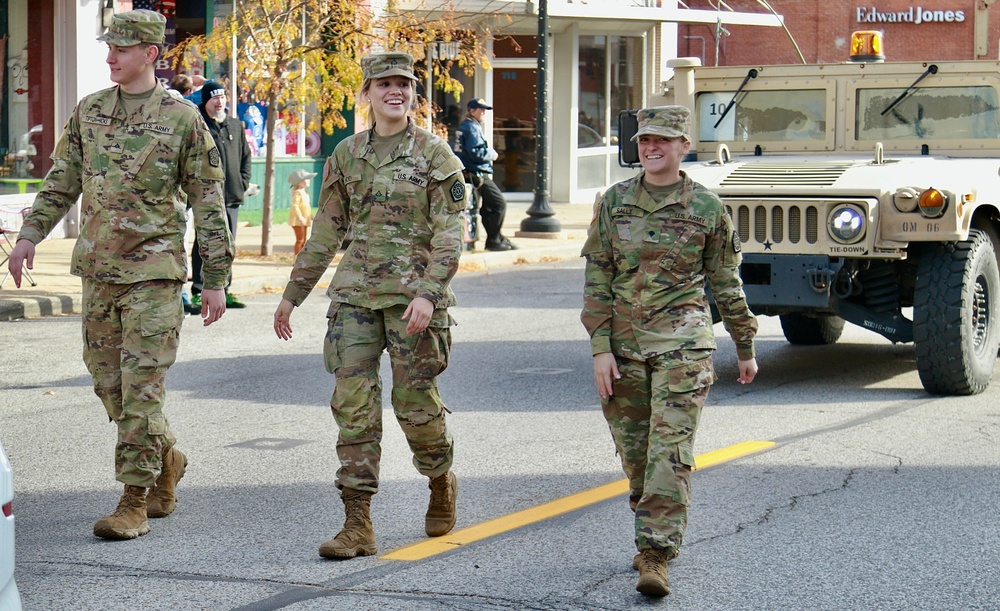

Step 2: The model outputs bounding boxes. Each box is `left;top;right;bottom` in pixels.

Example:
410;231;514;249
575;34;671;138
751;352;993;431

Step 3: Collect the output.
621;33;1000;395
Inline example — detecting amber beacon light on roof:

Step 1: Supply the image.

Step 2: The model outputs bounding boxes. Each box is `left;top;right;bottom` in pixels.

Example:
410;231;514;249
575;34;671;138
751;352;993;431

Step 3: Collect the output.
849;30;885;62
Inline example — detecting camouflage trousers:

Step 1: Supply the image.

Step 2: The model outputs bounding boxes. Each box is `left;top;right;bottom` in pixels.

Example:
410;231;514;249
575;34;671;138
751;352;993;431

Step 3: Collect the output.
601;349;716;556
323;302;455;494
82;279;184;488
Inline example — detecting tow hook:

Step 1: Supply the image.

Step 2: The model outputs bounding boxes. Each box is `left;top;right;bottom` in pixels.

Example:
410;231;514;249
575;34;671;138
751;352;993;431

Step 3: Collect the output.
808;267;835;293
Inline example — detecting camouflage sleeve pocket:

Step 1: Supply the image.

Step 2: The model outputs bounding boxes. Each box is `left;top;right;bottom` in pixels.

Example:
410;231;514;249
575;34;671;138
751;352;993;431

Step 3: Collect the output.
442;176;468;214
666;354;717;393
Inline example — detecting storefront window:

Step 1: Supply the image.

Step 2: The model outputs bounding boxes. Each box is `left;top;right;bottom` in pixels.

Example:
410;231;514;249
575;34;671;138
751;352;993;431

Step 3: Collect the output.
577;34;642;193
2;0;54;189
578;35;642;149
578;36;607;148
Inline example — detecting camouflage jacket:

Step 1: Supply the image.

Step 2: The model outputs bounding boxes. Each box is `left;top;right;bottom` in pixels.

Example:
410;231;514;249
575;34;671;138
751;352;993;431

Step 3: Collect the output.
282;120;466;311
17;82;233;288
581;171;757;361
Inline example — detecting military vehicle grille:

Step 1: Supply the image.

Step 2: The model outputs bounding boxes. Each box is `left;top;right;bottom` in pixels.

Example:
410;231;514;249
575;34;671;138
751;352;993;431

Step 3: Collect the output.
725;204;820;245
720;162;853;186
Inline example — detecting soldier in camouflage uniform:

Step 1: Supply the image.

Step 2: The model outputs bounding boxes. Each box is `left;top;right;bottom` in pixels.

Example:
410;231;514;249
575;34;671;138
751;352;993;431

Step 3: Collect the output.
6;10;233;541
581;106;759;596
273;52;466;560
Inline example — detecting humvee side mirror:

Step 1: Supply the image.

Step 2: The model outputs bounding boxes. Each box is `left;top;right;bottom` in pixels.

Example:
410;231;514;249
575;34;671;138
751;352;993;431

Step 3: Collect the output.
618;110;639;167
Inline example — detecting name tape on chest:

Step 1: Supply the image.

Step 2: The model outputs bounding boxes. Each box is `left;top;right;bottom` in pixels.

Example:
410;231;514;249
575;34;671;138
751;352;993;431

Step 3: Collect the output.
393;169;428;188
82;115;113;126
138;123;174;135
667;211;709;226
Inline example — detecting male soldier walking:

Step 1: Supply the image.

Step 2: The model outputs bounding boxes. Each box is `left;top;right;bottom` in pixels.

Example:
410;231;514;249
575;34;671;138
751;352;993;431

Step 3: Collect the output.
582;106;758;596
6;9;233;540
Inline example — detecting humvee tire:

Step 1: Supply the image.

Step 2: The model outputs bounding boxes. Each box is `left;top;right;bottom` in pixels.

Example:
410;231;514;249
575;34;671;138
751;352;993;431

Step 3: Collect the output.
779;314;845;345
914;229;1000;395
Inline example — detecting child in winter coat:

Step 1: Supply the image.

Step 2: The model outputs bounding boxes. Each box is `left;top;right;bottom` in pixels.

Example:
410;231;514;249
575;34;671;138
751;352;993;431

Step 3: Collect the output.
288;169;317;254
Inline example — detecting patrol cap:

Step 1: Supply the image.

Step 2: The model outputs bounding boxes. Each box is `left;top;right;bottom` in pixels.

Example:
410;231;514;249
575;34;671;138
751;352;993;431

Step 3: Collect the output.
631;105;691;142
468;98;493;110
98;9;166;46
288;169;318;185
361;52;417;81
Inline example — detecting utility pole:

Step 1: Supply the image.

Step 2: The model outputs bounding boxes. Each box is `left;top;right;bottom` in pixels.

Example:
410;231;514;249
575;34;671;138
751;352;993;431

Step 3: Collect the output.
519;0;562;234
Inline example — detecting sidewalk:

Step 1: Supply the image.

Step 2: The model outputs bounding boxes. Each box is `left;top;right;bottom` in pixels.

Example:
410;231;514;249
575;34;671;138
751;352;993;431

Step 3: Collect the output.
0;202;593;321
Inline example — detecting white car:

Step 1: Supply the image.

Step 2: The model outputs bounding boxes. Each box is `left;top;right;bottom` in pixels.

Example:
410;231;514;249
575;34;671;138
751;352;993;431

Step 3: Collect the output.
0;441;21;611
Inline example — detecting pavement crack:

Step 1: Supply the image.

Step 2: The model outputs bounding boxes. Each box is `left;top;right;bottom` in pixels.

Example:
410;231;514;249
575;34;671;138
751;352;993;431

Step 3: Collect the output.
691;468;858;547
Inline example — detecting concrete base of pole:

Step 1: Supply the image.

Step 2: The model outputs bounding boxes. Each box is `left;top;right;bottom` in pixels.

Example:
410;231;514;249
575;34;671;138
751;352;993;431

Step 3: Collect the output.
518;214;563;234
514;229;567;240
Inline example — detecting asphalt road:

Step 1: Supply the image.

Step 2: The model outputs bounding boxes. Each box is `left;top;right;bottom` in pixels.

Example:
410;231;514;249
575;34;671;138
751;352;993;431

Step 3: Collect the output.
2;259;999;610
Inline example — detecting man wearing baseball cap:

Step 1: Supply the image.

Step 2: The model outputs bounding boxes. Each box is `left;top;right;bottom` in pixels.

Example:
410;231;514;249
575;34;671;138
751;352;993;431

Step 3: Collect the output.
456;98;518;251
582;105;758;597
7;8;233;541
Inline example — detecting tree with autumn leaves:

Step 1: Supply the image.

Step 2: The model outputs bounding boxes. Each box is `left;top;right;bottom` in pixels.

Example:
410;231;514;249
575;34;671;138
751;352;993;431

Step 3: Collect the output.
167;0;499;255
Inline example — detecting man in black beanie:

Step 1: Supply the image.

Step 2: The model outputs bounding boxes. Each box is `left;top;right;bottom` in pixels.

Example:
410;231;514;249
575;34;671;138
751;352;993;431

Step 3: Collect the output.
189;80;252;312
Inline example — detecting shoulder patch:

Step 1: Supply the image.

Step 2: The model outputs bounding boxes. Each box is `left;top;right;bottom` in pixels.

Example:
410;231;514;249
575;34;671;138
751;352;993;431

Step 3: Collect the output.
732;230;742;253
208;147;221;168
450;180;466;203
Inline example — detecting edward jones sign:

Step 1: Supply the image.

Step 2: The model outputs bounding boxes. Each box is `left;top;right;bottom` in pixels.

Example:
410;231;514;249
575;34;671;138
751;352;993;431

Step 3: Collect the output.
856;6;965;24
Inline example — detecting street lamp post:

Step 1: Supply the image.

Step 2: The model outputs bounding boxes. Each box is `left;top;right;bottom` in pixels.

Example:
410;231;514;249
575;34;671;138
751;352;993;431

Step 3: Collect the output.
519;0;561;234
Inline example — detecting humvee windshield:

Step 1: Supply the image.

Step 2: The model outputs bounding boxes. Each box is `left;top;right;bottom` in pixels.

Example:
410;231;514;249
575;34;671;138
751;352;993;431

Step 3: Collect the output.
696;89;826;143
856;86;1000;140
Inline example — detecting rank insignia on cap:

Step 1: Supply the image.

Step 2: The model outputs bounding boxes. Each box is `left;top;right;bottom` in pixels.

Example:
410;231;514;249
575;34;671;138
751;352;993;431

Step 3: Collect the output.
450;180;466;202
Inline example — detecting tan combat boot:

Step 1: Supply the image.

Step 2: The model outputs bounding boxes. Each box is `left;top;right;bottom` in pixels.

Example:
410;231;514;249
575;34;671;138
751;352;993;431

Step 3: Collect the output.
318;489;377;559
635;549;671;597
147;447;188;518
632;548;678;570
93;485;150;540
425;471;457;537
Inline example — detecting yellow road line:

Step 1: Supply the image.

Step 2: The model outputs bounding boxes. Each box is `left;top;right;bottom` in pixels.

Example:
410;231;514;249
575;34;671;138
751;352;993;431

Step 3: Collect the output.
382;440;776;561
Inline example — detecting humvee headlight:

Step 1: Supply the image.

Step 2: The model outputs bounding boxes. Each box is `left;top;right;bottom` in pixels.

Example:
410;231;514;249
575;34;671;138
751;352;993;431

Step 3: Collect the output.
828;205;865;244
918;188;947;218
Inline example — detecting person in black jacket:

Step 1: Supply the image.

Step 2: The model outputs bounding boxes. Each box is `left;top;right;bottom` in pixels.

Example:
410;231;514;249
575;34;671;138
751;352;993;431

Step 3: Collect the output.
456;99;518;251
190;80;252;311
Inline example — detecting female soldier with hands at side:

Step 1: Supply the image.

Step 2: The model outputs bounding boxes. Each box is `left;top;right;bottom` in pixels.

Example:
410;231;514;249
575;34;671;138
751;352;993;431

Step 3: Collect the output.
272;52;467;561
581;105;759;597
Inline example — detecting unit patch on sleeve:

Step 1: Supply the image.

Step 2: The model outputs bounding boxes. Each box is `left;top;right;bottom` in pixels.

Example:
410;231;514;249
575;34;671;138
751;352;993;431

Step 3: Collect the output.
208;147;221;168
449;180;466;203
732;230;742;253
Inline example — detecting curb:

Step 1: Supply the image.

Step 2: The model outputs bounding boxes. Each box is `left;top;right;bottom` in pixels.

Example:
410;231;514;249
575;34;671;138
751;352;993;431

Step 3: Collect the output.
0;293;82;322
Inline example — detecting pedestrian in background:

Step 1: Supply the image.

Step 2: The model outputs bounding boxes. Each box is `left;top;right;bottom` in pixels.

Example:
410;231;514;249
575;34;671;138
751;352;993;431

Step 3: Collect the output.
581;106;759;597
272;52;466;560
287;168;316;255
168;73;194;97
456;98;518;251
5;9;233;540
189;79;251;313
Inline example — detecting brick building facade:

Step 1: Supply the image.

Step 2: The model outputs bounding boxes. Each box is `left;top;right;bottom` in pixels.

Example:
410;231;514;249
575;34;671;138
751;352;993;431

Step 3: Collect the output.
679;0;1000;66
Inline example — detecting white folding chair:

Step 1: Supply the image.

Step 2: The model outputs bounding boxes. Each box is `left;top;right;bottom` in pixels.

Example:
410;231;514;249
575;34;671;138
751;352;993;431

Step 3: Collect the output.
0;207;37;288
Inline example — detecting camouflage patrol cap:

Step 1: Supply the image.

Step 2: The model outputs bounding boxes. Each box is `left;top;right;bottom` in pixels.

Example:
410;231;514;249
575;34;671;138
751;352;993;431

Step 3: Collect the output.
361;52;417;81
98;9;166;46
631;105;691;142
